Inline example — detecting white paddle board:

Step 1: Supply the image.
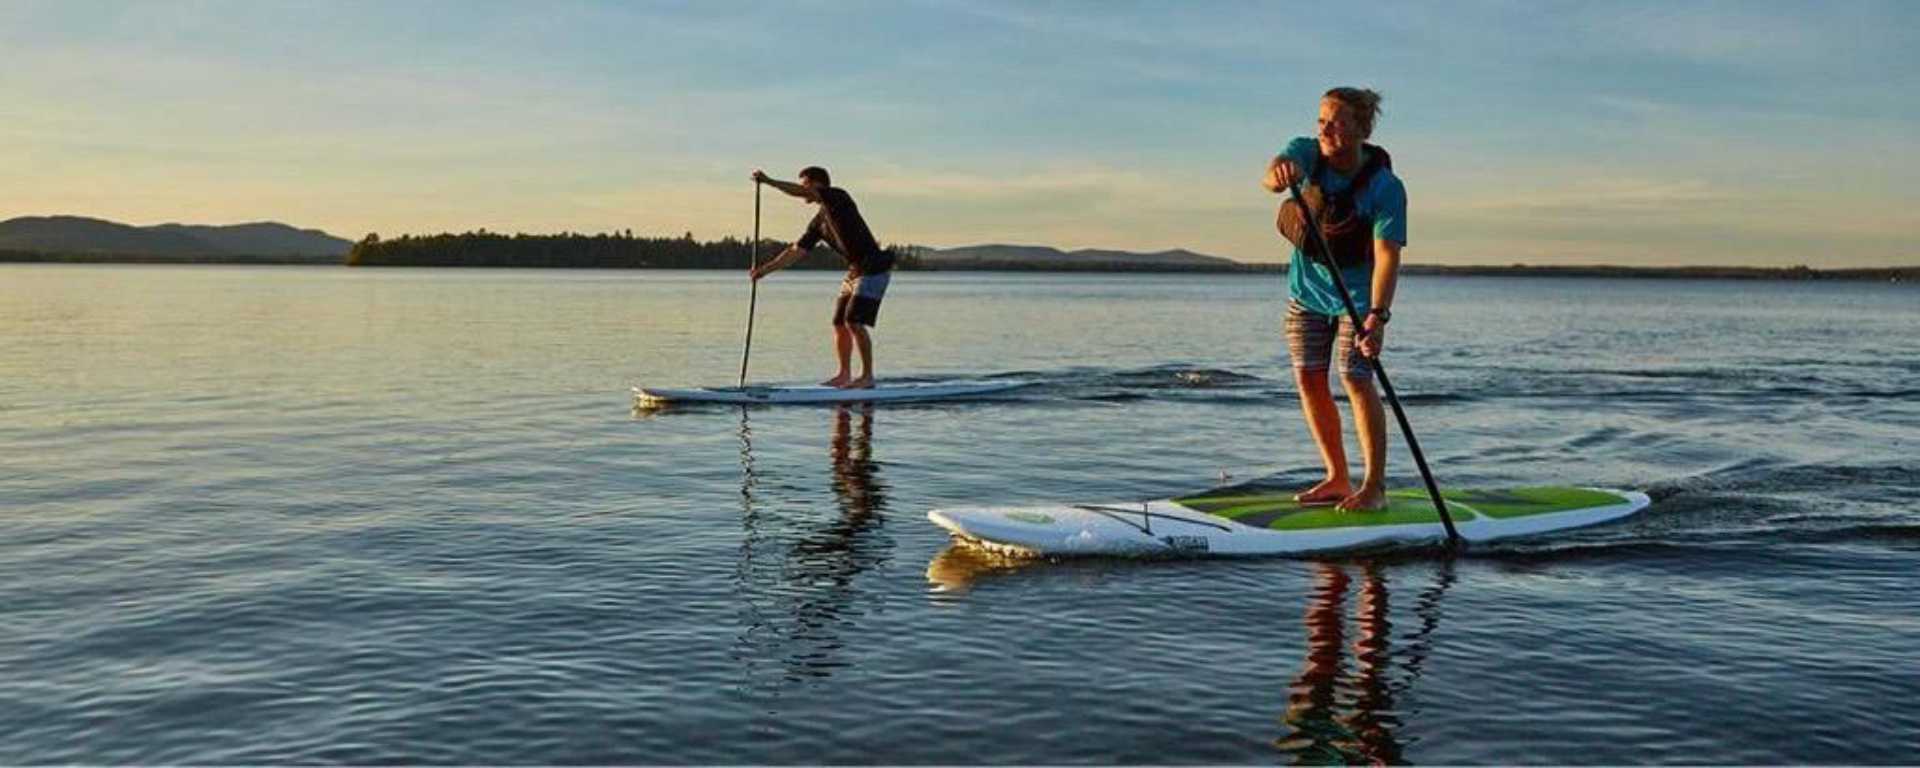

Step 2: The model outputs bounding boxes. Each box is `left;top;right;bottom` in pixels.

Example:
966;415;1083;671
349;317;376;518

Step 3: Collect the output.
635;379;1027;406
929;483;1650;556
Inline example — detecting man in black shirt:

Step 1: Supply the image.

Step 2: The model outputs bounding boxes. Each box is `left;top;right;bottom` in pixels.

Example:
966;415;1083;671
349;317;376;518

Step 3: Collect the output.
750;166;896;389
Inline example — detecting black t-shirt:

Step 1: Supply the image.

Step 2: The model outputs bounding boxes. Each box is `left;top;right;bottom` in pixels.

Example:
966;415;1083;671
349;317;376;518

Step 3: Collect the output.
796;187;893;275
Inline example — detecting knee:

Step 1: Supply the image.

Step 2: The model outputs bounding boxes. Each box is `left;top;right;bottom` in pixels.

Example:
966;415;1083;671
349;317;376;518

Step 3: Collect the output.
1340;375;1378;398
1294;371;1336;401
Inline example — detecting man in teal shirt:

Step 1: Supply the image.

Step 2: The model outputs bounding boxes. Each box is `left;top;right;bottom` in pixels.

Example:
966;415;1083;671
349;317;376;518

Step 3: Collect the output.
1262;87;1408;512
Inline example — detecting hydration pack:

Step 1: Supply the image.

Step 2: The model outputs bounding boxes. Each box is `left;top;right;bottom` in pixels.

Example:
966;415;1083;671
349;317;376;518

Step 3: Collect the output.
1276;144;1391;269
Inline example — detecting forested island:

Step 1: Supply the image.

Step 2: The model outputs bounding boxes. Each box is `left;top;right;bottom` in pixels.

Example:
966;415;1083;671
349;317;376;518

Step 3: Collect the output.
342;233;1915;280
343;231;916;270
339;234;1914;281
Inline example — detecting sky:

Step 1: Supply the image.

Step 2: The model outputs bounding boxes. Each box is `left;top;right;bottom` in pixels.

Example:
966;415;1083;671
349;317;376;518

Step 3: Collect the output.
2;0;1915;267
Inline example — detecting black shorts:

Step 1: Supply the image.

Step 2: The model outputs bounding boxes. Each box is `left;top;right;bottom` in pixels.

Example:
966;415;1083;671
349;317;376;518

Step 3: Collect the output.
831;272;890;327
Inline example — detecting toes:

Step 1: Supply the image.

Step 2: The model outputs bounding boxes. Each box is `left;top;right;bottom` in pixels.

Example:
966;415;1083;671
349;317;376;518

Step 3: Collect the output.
1337;493;1386;512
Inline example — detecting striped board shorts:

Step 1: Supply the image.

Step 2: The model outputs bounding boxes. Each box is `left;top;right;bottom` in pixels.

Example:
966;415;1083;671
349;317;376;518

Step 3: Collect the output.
832;271;890;327
1284;300;1372;381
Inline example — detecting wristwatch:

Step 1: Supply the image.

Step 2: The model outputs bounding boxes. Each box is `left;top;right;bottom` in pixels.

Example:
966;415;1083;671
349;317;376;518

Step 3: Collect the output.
1368;307;1392;324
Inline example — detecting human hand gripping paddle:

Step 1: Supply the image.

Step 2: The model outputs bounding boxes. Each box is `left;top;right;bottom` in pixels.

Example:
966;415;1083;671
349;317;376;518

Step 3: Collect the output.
1284;179;1462;549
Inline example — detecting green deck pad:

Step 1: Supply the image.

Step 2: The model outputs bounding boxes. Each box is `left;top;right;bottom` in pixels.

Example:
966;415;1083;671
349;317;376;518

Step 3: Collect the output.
1173;489;1474;530
1441;486;1626;519
1171;486;1628;531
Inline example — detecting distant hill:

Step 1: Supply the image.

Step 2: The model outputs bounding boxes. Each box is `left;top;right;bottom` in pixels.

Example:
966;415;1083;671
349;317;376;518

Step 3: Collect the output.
148;221;351;257
921;243;1243;271
0;216;351;260
0;216;214;256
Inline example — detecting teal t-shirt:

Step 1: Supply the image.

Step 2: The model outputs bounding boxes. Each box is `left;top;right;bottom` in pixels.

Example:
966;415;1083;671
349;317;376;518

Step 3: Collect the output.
1280;136;1408;317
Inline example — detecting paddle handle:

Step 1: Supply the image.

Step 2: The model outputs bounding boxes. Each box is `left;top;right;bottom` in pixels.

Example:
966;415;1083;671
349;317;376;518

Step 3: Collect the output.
739;181;762;388
1284;180;1461;546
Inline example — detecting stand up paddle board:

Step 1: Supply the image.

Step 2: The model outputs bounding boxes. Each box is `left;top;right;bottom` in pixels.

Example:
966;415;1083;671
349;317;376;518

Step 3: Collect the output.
929;480;1649;556
635;379;1027;406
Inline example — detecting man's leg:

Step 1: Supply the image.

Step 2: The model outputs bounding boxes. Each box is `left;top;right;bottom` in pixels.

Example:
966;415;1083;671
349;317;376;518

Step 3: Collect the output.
822;323;853;387
1339;375;1388;511
824;290;854;387
841;273;886;389
1287;304;1350;504
1294;368;1352;504
847;324;875;388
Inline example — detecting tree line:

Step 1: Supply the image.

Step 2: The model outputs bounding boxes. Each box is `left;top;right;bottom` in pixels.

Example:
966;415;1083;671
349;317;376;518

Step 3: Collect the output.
345;230;928;270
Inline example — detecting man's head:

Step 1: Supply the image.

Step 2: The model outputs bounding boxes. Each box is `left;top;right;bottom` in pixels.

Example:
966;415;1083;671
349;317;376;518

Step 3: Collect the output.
798;166;832;191
1318;87;1381;159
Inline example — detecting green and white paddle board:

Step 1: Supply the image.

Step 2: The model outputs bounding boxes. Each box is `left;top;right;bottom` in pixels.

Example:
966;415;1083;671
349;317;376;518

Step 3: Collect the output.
928;481;1649;556
635;379;1026;406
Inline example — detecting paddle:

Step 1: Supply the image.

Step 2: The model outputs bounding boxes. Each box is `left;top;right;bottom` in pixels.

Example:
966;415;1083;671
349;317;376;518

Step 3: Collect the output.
739;180;763;388
1285;179;1462;548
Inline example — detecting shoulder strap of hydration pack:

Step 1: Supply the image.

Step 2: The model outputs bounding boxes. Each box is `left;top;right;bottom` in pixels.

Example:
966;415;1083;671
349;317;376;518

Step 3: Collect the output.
1313;143;1392;201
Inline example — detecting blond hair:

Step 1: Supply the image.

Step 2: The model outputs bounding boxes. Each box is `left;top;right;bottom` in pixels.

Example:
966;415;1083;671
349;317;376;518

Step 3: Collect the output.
1322;87;1383;138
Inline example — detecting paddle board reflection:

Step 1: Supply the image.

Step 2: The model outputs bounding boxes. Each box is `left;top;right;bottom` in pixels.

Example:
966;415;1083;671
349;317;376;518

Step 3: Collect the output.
734;404;893;683
924;544;1042;595
1276;560;1454;764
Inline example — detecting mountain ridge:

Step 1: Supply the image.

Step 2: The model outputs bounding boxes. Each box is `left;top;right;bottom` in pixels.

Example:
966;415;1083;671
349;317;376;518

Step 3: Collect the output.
922;243;1238;267
0;215;351;257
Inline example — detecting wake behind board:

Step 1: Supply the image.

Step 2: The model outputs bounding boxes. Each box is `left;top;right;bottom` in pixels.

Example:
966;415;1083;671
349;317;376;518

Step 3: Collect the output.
635;379;1026;406
929;481;1649;556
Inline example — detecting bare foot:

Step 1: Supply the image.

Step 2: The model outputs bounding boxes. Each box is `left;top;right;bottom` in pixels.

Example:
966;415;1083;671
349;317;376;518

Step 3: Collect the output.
843;376;874;390
1294;478;1352;505
820;374;850;388
1337;487;1387;512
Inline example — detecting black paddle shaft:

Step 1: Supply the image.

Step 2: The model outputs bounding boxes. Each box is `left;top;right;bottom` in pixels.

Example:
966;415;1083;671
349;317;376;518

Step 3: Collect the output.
739;181;763;388
1285;179;1461;547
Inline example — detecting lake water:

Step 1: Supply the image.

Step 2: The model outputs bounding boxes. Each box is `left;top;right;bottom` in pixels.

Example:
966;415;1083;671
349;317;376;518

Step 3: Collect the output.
3;265;1917;764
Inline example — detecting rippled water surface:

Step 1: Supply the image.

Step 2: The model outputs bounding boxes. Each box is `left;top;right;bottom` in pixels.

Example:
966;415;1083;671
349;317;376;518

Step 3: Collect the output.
3;265;1917;764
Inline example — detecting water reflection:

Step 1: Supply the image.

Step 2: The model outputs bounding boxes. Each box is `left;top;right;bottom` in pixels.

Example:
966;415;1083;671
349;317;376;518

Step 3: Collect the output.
1276;560;1455;764
924;544;1043;595
734;404;892;683
823;403;883;542
733;406;769;683
920;548;1459;761
736;405;760;531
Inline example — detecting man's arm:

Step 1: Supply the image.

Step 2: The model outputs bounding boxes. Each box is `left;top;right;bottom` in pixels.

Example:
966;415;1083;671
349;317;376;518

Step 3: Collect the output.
751;244;810;281
1263;155;1300;193
1369;239;1401;313
1357;239;1401;358
751;170;820;202
1262;137;1319;194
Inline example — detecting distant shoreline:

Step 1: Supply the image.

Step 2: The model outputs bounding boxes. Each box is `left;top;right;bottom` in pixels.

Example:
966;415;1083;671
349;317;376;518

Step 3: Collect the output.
1397;264;1917;282
913;262;1920;281
0;251;337;266
3;250;1913;281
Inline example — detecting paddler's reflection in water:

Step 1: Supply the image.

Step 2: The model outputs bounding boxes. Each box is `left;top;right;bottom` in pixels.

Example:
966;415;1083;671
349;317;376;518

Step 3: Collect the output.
825;403;882;533
734;403;891;683
1276;560;1454;765
791;403;889;589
